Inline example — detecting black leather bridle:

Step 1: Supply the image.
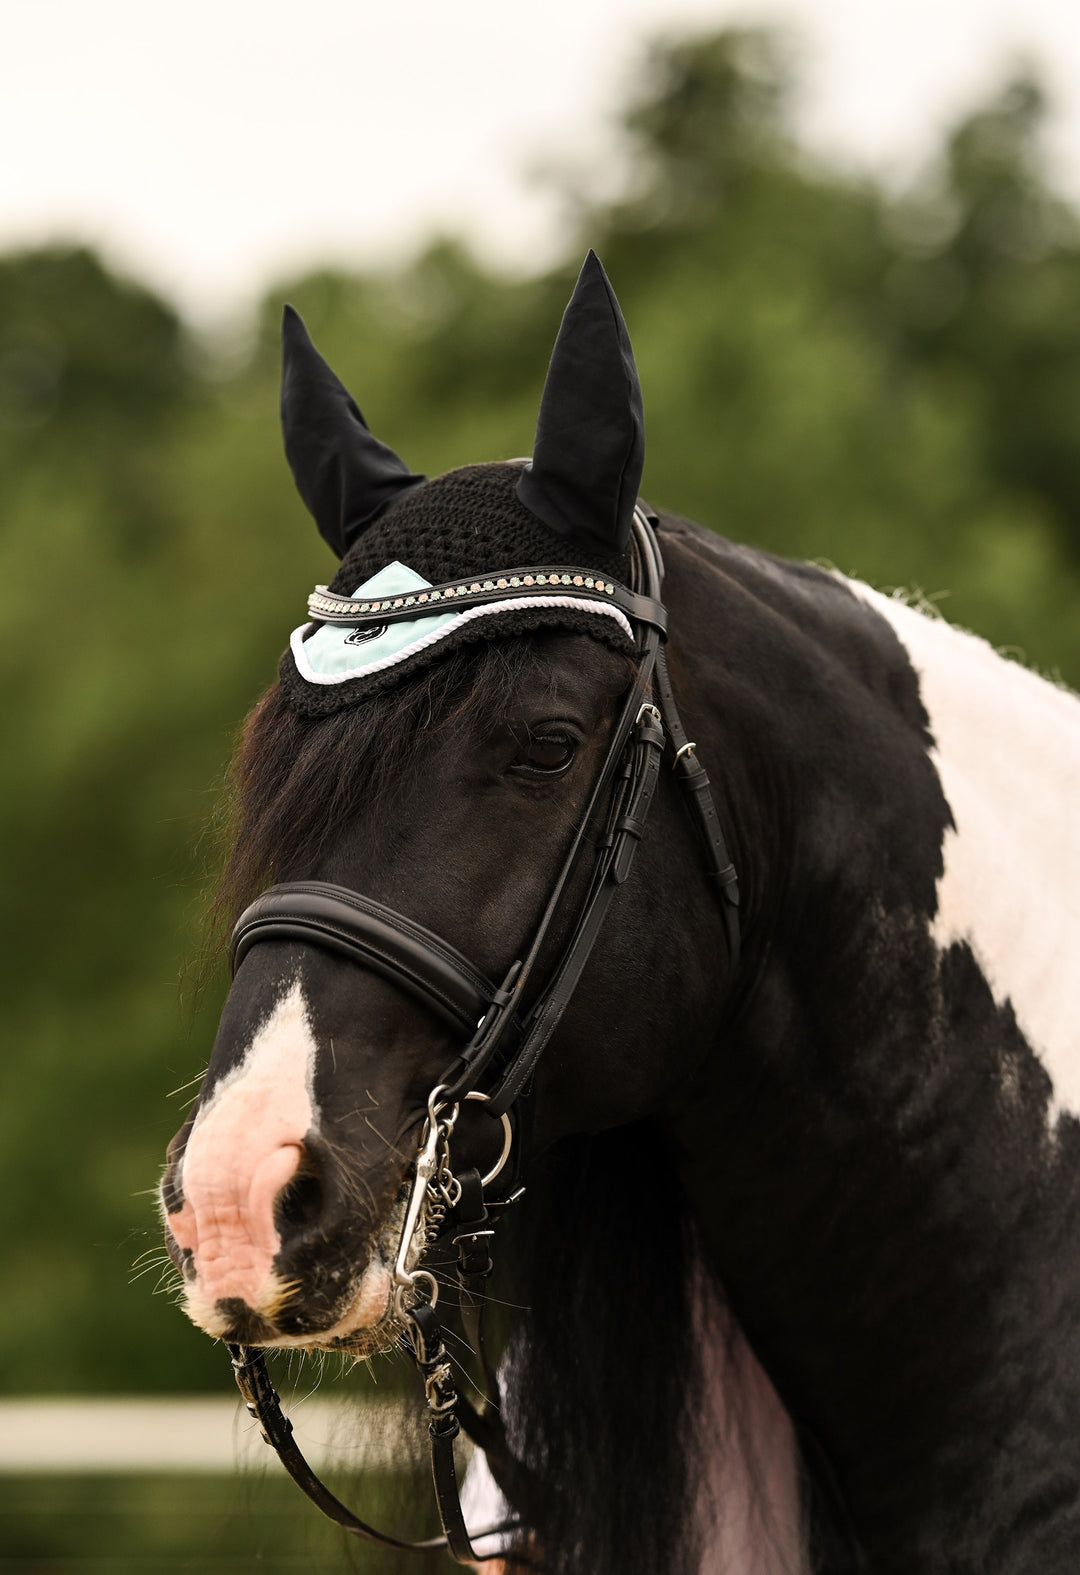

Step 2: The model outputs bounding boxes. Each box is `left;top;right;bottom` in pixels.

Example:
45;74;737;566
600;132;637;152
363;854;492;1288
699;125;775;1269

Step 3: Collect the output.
224;510;740;1561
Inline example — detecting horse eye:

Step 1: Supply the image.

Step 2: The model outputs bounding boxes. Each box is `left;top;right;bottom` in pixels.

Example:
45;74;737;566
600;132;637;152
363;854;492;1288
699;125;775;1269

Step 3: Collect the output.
516;733;577;776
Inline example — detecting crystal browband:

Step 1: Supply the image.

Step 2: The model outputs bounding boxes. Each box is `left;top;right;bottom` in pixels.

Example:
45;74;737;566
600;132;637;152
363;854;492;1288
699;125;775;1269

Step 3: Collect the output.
307;566;668;635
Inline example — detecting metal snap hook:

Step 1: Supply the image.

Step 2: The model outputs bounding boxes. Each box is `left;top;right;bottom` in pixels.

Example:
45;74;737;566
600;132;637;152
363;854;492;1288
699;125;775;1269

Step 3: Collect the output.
392;1266;439;1325
408;1269;439;1309
426;1083;460;1137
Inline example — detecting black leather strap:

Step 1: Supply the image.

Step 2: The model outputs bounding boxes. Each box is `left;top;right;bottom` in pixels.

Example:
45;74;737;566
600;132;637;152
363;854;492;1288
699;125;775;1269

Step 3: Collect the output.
228;1344;450;1552
306;566;668;637
429;1414;476;1562
229;1336;517;1563
653;644;741;973
410;1301;515;1565
230;882;498;1034
485;673;666;1117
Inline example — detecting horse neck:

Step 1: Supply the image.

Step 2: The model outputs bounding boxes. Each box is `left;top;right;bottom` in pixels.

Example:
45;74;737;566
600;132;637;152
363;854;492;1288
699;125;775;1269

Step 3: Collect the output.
657;520;1080;1570
851;581;1080;1118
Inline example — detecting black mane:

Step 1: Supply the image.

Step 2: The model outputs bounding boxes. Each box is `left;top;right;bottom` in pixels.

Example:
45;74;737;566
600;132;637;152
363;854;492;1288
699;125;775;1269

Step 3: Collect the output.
500;1126;707;1575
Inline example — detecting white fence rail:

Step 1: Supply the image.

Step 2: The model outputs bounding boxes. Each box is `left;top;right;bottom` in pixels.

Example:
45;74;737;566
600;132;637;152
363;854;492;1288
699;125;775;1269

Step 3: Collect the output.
0;1397;407;1474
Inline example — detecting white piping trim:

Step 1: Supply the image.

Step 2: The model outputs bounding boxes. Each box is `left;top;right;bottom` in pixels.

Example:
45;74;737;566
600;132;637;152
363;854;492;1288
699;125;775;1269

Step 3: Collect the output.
290;595;634;686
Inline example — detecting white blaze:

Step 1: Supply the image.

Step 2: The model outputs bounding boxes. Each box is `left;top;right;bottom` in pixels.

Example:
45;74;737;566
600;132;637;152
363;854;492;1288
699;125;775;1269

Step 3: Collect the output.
169;978;317;1309
853;583;1080;1120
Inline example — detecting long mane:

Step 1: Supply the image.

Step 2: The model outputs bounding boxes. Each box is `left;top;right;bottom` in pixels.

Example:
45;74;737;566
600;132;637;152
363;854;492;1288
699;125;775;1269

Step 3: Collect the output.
500;1128;730;1575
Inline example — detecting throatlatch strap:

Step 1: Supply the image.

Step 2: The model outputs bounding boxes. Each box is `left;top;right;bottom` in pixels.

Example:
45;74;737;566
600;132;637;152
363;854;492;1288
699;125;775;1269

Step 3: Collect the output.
653;644;741;973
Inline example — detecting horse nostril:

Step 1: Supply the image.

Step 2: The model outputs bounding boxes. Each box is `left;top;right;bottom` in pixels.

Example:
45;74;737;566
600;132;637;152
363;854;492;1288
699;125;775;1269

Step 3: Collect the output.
275;1166;325;1236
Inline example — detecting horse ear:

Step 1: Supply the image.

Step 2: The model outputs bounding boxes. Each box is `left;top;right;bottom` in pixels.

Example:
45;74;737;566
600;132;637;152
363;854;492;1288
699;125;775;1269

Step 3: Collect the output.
280;305;426;558
516;251;644;556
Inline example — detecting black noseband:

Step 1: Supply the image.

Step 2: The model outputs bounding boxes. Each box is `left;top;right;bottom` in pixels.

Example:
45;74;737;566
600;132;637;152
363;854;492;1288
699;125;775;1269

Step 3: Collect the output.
230;883;498;1035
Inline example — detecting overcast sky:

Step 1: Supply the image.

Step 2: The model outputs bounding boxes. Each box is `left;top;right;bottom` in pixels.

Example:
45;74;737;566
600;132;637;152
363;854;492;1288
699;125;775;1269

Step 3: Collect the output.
6;0;1080;325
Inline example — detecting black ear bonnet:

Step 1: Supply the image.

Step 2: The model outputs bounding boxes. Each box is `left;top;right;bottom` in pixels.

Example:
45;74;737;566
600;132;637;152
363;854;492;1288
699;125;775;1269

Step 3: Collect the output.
278;253;645;716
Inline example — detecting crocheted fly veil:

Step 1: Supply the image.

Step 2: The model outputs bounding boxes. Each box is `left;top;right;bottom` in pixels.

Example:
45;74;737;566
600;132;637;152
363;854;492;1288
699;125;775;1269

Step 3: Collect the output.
278;253;646;715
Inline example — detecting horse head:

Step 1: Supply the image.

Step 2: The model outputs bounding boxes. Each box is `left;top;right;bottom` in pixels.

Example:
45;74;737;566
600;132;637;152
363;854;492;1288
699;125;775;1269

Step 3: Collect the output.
161;255;735;1361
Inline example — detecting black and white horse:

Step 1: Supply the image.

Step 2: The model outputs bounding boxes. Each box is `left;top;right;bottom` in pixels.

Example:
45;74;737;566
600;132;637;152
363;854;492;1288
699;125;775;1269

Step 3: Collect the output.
162;254;1080;1574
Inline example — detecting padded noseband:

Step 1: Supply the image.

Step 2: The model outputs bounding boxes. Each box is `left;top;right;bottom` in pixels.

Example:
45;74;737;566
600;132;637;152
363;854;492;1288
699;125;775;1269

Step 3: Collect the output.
230;882;498;1035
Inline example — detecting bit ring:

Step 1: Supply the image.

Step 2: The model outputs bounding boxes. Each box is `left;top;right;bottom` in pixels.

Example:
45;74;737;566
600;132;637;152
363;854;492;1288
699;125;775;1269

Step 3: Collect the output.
463;1092;514;1187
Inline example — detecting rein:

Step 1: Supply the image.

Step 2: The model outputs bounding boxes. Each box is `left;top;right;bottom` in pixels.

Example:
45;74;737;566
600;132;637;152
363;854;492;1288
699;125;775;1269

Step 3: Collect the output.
225;511;740;1561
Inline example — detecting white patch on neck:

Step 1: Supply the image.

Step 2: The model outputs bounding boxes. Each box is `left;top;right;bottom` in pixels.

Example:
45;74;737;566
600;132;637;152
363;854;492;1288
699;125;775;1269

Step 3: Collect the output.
852;584;1080;1121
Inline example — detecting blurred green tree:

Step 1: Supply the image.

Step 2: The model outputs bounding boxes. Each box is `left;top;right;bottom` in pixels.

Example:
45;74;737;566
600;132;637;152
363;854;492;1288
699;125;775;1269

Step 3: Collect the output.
883;74;1080;567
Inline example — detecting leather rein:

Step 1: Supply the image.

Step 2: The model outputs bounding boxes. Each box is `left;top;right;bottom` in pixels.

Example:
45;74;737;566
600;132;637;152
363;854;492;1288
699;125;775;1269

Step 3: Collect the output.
224;511;740;1562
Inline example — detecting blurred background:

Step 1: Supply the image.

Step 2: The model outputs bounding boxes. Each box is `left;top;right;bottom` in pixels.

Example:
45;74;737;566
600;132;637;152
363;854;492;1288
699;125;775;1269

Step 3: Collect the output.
5;0;1080;1567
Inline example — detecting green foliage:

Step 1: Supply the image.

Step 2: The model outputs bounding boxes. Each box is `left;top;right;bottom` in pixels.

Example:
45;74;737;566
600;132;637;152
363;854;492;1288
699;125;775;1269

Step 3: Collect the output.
0;1471;455;1572
2;28;1080;1394
0;244;189;437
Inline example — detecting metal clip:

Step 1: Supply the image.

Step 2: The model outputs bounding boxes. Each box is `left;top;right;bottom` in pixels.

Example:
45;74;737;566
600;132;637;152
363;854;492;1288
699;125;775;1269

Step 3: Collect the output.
392;1119;443;1320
